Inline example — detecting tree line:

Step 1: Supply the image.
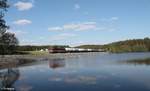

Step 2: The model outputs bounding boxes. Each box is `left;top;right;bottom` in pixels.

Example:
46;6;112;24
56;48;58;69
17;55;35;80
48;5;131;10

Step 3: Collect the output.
77;37;150;53
104;37;150;53
17;45;69;51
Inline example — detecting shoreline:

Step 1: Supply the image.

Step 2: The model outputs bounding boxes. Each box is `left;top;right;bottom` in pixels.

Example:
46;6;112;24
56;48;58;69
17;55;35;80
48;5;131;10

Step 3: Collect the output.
0;52;150;69
1;52;150;60
0;52;107;69
0;52;107;59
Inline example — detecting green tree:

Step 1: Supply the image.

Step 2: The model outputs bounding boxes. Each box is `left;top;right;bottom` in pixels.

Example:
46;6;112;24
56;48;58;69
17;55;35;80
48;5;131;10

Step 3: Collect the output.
0;32;19;54
0;0;9;36
0;0;19;55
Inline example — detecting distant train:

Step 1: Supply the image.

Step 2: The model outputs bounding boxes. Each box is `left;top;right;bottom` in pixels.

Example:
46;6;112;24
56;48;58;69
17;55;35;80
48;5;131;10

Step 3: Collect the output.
48;47;66;53
48;47;104;53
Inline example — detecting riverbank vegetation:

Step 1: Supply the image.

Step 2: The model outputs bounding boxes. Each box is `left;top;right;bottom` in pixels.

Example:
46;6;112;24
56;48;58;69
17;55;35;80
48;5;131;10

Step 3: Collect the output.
77;38;150;53
1;37;150;55
16;45;69;51
104;38;150;53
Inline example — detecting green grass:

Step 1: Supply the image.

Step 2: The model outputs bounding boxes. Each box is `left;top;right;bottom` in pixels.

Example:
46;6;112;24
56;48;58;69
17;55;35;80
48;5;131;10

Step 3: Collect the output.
20;51;50;55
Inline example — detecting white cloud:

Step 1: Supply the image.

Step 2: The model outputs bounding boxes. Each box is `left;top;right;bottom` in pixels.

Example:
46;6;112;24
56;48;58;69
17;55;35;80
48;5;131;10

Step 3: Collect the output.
13;19;32;25
48;22;97;31
58;33;77;37
14;1;33;11
20;39;39;45
8;30;28;36
48;17;119;32
50;33;77;41
101;17;119;22
74;4;80;10
63;22;97;31
48;27;63;31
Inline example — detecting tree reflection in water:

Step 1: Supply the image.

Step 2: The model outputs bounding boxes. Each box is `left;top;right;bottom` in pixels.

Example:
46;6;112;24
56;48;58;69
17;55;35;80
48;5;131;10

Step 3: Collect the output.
0;68;20;91
121;58;150;66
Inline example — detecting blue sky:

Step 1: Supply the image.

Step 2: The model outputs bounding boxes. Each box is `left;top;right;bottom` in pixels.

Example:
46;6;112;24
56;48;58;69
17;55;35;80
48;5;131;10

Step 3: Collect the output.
5;0;150;46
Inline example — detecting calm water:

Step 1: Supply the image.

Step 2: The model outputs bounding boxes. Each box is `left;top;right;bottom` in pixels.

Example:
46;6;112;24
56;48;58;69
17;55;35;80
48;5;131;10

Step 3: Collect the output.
1;52;150;91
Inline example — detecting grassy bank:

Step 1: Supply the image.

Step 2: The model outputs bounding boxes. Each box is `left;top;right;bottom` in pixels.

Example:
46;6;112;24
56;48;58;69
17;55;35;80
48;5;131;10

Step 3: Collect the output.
23;51;50;55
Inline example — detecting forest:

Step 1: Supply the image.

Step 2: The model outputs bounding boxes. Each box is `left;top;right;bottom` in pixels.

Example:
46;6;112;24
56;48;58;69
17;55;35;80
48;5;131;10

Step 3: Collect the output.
77;37;150;53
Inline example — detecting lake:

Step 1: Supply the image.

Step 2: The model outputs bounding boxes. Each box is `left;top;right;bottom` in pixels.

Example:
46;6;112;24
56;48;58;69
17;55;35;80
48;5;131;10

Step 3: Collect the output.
1;52;150;91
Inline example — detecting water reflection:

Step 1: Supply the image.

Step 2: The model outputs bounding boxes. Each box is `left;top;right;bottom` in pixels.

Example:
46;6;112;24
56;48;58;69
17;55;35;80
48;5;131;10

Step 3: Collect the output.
64;75;97;85
1;53;150;91
48;75;97;85
121;58;150;66
49;58;65;69
0;68;20;91
0;58;37;91
16;84;33;91
0;58;36;70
